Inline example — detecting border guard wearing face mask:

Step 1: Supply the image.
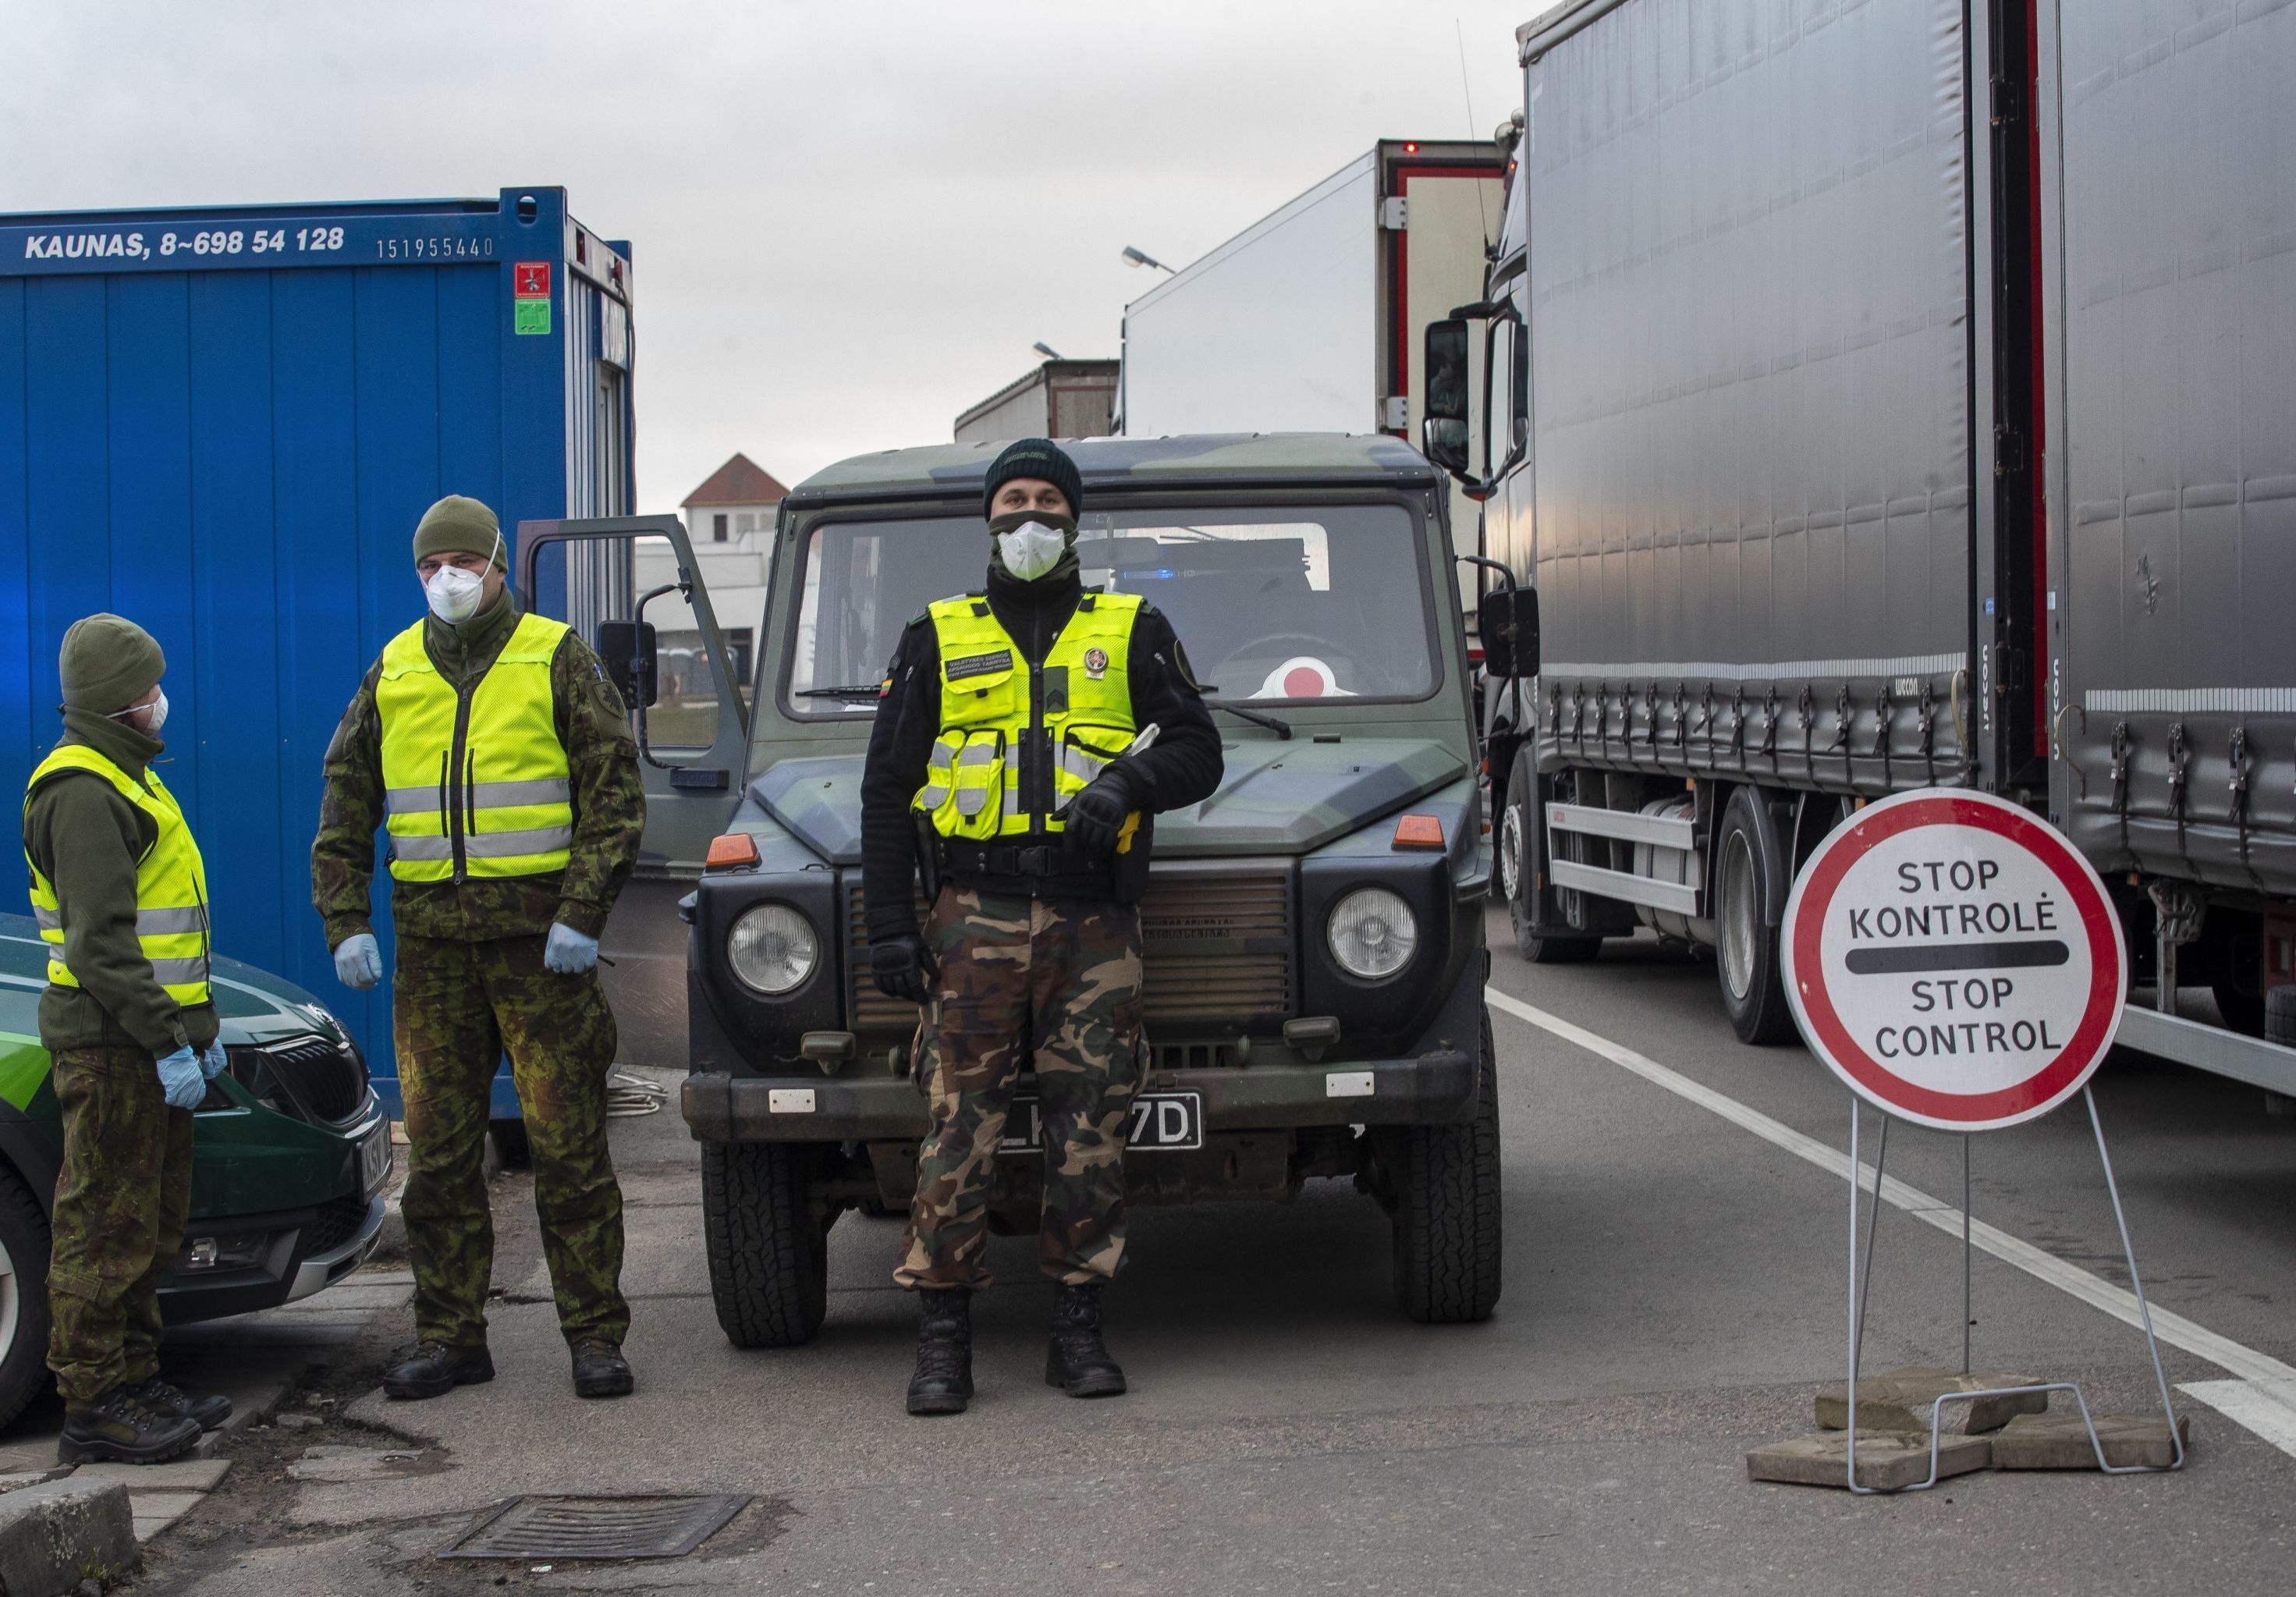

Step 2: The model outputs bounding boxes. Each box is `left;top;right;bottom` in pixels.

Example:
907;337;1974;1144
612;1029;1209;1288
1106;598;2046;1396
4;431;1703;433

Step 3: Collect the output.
311;495;646;1404
23;616;236;1464
859;438;1224;1416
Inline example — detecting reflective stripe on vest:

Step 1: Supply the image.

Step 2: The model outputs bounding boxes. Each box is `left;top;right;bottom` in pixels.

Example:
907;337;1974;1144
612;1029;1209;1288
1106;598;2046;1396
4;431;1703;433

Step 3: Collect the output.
911;592;1140;841
23;745;213;1007
375;612;575;882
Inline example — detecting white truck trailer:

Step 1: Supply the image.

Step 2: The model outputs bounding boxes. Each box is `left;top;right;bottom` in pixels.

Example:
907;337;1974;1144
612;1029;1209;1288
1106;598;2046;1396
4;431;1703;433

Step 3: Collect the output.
1119;138;1506;591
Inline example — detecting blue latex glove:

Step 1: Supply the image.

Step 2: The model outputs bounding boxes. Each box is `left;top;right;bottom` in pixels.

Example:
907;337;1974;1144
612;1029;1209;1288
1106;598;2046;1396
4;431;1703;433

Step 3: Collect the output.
333;932;383;991
197;1041;229;1081
543;922;599;975
155;1047;206;1111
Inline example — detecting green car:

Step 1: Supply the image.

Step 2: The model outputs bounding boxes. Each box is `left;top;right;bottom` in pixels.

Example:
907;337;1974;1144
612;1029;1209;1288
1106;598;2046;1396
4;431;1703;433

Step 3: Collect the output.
0;914;391;1428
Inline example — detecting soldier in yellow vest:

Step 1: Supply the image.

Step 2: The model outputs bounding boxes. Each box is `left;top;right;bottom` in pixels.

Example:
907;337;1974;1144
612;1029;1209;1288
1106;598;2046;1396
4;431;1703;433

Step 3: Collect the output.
23;616;231;1464
310;496;646;1402
860;439;1223;1415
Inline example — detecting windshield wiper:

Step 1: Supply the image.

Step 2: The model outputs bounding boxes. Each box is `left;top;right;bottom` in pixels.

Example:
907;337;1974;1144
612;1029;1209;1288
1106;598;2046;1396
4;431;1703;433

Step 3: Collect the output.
793;685;884;701
1207;700;1293;740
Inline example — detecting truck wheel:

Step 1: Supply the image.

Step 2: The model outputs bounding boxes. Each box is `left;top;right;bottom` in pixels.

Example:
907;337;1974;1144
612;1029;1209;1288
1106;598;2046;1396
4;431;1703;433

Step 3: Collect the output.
1389;1008;1503;1324
1503;752;1599;964
1715;786;1797;1045
701;1141;828;1348
0;1168;52;1431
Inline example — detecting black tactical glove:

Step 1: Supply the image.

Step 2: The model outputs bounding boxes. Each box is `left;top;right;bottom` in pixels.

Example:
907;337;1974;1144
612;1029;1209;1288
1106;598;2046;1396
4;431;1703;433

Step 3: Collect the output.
870;935;940;1004
1063;766;1136;864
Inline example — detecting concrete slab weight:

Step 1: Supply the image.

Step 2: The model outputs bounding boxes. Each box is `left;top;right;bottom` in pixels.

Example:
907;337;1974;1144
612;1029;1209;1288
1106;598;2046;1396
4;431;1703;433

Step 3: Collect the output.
1992;1412;2192;1470
1748;1430;1993;1492
1815;1366;2047;1434
0;1475;137;1593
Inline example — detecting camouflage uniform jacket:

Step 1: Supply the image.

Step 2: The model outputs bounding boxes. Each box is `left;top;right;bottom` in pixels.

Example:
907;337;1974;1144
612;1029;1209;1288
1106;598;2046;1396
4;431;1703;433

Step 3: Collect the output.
311;594;645;947
21;709;219;1056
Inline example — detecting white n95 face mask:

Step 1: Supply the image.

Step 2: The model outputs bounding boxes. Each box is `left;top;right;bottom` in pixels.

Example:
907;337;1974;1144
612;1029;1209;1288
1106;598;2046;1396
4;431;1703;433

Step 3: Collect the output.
995;520;1069;583
112;690;169;735
426;563;487;621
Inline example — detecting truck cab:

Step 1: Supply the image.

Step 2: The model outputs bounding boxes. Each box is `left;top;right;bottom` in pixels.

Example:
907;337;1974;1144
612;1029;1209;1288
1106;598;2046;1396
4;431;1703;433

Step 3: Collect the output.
527;435;1503;1347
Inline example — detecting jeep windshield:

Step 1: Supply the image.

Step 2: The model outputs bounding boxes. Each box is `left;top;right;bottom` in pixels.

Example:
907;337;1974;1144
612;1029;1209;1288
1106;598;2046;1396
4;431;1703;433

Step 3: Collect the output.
782;502;1439;717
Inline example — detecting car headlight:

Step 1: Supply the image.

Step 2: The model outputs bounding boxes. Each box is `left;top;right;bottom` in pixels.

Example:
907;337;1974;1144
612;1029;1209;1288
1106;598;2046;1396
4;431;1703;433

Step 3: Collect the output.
727;903;819;995
1327;886;1418;981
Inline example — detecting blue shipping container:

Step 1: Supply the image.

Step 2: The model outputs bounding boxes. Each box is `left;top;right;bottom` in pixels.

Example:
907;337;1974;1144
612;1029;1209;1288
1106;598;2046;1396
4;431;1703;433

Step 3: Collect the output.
0;186;636;1115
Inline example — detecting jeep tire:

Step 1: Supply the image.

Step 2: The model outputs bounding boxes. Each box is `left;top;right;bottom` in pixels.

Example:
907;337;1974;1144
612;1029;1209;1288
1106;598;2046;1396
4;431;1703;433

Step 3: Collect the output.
1388;1007;1503;1323
701;1141;829;1348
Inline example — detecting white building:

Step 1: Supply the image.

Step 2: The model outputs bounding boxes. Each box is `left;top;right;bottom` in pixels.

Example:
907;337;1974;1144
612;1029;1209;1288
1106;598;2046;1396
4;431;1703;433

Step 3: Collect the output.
630;453;787;713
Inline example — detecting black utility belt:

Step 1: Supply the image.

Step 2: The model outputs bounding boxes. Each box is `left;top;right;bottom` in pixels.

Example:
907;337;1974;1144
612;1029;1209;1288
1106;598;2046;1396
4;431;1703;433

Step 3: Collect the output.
935;838;1109;901
938;838;1083;878
944;868;1113;902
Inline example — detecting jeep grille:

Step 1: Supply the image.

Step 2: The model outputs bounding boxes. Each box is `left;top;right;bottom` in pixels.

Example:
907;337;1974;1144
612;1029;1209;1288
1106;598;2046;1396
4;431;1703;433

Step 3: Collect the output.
845;867;1293;1033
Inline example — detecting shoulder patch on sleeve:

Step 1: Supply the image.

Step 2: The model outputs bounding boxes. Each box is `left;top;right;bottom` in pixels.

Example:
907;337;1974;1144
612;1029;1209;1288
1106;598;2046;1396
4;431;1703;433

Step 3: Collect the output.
1137;599;1162;619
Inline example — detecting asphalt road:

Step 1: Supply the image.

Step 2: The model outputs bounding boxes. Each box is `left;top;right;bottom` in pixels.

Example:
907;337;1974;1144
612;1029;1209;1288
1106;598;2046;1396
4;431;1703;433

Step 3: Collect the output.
140;912;2296;1595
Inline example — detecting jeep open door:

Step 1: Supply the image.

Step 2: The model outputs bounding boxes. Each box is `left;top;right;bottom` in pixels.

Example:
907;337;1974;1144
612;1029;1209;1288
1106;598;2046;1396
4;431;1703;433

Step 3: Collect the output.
517;513;751;1070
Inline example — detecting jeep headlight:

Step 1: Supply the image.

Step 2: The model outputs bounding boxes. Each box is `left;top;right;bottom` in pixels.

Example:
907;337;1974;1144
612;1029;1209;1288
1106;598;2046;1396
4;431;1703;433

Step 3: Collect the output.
1327;886;1418;981
727;903;818;995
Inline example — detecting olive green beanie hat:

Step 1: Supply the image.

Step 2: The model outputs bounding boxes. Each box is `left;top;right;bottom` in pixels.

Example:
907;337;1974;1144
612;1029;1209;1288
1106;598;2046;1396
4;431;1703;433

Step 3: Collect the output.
59;613;165;715
412;495;506;570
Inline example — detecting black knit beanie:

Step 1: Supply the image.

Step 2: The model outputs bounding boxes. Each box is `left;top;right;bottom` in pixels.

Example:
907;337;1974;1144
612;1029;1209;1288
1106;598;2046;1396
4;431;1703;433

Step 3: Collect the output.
981;438;1084;520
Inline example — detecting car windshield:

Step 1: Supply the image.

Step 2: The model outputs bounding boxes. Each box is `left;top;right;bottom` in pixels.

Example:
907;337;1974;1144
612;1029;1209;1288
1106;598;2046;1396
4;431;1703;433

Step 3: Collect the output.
784;502;1436;714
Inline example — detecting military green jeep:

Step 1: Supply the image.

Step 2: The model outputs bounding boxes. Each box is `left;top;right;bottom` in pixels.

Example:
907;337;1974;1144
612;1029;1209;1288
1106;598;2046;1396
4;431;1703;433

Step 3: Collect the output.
521;436;1500;1347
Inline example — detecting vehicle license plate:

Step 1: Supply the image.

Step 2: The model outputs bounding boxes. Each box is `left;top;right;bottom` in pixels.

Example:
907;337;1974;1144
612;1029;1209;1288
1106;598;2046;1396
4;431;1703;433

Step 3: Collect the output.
360;1120;395;1193
999;1091;1203;1154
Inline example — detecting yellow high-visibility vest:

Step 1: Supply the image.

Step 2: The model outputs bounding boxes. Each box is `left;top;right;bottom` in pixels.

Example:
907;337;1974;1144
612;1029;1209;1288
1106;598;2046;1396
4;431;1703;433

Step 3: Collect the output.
914;592;1141;840
376;613;575;882
23;745;212;1007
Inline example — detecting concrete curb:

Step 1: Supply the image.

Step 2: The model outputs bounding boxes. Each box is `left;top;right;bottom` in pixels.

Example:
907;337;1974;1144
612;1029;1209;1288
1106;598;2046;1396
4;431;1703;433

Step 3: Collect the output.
0;1475;137;1595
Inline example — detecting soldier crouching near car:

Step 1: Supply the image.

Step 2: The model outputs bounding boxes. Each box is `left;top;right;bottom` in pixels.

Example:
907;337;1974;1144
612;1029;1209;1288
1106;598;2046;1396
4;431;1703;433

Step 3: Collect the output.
859;438;1223;1415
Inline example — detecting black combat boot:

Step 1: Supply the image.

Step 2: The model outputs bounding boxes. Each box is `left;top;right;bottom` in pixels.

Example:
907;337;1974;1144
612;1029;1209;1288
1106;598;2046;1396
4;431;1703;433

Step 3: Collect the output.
127;1375;232;1432
383;1341;495;1400
58;1386;203;1465
1045;1282;1127;1398
570;1339;634;1399
906;1289;974;1416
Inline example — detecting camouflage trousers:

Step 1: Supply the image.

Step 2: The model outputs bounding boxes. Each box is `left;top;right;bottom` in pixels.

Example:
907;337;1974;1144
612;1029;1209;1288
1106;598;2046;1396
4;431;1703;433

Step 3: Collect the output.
896;887;1144;1292
395;933;629;1350
47;1046;195;1405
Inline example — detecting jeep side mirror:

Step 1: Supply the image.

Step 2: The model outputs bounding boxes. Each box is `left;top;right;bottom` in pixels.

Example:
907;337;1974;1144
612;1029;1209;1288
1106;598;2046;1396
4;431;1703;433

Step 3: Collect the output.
598;619;659;708
1421;318;1471;474
1478;587;1538;680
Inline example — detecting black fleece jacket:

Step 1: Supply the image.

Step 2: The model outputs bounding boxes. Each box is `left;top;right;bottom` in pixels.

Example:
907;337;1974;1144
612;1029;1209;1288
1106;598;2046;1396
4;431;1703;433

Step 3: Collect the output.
859;562;1224;942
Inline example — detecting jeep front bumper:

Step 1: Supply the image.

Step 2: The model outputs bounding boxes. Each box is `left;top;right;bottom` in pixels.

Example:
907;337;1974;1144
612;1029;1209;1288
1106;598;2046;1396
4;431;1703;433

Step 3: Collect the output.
682;1049;1476;1144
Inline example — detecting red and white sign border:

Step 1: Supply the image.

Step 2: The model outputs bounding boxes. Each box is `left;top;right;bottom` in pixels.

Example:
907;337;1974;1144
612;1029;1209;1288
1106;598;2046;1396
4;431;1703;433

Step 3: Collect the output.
1783;788;2127;1132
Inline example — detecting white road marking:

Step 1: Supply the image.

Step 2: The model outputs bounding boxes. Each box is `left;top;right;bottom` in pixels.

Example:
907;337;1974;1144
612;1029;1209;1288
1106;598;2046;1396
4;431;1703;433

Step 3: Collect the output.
1485;985;2296;1460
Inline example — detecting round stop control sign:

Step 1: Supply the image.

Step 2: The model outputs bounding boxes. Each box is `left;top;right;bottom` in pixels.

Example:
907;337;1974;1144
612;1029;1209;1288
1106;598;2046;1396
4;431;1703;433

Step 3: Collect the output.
1782;789;2127;1131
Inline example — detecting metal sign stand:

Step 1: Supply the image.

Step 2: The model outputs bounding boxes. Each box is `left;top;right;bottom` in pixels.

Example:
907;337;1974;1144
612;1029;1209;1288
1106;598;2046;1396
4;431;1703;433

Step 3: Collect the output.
1844;1087;2185;1493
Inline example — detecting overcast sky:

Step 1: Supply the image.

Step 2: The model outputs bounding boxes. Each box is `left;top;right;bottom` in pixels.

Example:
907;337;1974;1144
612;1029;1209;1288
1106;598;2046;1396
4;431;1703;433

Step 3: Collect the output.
2;1;1534;513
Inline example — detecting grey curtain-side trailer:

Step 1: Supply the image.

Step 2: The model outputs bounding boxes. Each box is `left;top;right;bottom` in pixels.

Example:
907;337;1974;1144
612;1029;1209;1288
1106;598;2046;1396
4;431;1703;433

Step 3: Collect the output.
1426;0;2296;1098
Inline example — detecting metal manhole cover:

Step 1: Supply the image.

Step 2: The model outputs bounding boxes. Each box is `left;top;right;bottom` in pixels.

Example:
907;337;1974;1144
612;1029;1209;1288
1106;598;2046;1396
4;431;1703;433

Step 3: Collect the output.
439;1493;751;1560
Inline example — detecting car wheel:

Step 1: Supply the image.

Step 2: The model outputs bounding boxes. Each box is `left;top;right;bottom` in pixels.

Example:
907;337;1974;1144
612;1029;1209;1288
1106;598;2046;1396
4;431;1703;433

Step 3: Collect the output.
0;1167;53;1431
1715;786;1797;1045
1386;1007;1503;1324
1505;751;1600;964
701;1141;828;1348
